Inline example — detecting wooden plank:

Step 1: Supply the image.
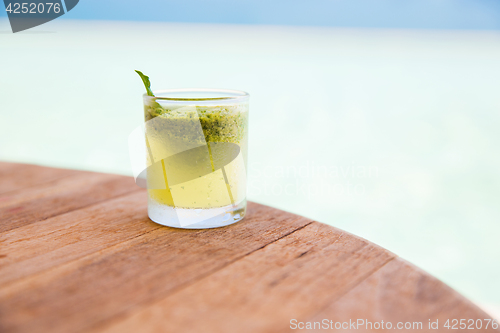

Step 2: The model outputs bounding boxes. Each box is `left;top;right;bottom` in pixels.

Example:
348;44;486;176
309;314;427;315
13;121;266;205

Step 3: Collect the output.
306;258;500;332
0;202;313;333
0;162;78;195
0;172;139;233
0;190;159;287
95;222;396;333
2;163;496;333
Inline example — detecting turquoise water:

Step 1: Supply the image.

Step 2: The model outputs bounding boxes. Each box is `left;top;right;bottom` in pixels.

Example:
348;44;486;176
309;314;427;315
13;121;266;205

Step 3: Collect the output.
1;19;499;315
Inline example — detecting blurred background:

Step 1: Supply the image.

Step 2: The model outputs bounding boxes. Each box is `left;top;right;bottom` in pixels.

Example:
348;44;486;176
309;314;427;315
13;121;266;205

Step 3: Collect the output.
1;0;499;318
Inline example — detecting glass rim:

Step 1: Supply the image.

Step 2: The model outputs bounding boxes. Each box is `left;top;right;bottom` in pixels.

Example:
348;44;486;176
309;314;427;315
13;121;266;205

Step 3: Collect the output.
143;88;249;102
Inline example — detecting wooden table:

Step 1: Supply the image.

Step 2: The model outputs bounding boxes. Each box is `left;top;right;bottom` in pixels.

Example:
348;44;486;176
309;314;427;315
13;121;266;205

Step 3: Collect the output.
0;162;497;333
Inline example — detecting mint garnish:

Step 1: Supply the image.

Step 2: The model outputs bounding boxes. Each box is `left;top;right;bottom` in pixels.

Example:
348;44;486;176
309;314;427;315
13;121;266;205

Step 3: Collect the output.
135;70;155;97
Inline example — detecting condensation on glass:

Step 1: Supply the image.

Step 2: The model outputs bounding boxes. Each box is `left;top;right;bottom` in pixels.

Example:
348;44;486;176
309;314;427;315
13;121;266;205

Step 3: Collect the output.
129;89;249;229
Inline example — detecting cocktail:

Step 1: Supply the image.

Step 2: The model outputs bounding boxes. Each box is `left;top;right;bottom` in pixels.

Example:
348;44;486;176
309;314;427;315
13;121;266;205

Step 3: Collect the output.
135;80;249;228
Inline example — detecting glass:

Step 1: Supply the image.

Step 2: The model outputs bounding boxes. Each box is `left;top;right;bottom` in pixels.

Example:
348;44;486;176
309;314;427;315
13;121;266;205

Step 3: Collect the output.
142;89;249;229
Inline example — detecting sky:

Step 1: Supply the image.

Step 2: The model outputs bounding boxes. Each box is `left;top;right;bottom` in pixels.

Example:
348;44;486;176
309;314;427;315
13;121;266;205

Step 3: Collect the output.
2;0;500;30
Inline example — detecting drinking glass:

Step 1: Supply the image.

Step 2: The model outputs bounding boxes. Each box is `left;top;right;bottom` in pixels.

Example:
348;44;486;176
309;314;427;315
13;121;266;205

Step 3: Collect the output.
141;89;249;229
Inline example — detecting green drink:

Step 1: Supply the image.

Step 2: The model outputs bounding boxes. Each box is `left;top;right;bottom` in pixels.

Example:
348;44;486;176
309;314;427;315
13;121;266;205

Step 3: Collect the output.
143;89;249;228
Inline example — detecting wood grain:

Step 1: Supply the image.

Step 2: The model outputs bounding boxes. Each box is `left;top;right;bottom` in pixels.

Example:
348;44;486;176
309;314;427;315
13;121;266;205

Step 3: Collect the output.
0;190;157;286
308;258;499;332
0;162;78;195
97;222;395;333
1;162;498;333
0;172;139;232
0;201;312;333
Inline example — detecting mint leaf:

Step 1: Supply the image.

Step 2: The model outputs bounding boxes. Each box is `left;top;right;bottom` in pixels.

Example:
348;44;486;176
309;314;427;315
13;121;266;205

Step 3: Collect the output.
135;70;155;97
135;69;164;118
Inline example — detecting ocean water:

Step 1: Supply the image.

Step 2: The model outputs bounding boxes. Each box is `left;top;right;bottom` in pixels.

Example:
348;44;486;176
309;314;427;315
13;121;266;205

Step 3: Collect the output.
1;19;499;316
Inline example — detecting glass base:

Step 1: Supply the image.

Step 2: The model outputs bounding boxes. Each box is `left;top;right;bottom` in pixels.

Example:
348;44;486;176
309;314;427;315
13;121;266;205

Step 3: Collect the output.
148;198;246;229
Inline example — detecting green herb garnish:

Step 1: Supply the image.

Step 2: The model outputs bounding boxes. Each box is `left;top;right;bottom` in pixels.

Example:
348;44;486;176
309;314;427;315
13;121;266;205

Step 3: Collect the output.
135;70;155;97
136;69;164;119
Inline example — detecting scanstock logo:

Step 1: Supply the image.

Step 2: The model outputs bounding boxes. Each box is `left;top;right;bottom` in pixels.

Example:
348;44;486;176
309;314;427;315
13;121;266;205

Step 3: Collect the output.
3;0;79;33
